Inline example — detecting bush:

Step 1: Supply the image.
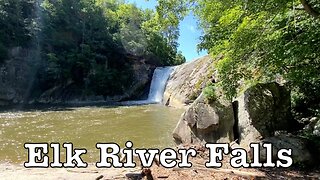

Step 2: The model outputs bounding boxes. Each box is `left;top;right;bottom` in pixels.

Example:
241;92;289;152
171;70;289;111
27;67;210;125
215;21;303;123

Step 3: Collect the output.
203;83;217;103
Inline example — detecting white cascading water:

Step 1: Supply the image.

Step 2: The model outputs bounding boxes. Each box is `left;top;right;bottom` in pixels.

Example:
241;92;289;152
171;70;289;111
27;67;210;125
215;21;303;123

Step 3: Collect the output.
147;67;174;103
120;67;174;105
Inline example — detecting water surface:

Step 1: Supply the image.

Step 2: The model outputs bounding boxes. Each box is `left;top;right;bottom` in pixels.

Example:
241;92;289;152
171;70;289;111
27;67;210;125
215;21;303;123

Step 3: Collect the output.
0;105;184;163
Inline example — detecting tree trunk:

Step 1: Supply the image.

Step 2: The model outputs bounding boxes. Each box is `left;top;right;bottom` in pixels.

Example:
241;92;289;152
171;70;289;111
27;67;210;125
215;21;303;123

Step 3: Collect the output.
300;0;320;18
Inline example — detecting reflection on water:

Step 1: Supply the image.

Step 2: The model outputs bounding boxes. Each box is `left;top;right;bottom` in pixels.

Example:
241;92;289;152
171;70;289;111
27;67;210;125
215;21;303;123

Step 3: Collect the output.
0;105;184;163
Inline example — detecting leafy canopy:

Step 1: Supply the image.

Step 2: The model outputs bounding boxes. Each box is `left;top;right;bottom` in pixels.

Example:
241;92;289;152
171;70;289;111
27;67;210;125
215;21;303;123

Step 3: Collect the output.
156;0;320;115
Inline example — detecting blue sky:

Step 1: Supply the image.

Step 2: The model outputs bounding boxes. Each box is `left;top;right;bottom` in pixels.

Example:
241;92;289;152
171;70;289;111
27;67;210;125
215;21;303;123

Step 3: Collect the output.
126;0;207;62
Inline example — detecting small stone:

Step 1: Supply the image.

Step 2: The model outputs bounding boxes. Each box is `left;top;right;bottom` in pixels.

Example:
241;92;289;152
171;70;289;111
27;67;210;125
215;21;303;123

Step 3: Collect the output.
310;117;318;123
313;120;320;136
96;175;104;180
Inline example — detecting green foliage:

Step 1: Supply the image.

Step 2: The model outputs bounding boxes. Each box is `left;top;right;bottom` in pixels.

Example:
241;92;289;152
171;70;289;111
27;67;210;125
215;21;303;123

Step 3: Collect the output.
156;0;320;116
88;66;133;97
158;0;320;115
203;83;216;103
0;0;35;60
0;0;185;98
292;81;320;118
194;0;320;101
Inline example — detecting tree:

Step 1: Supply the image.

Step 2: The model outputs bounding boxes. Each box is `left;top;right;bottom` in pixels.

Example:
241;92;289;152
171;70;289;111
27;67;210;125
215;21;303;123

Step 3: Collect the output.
156;0;320;115
0;0;35;61
300;0;320;18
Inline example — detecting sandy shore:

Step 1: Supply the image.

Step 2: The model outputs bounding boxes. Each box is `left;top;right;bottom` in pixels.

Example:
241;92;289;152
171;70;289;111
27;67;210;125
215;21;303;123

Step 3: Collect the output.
1;160;319;180
0;163;139;180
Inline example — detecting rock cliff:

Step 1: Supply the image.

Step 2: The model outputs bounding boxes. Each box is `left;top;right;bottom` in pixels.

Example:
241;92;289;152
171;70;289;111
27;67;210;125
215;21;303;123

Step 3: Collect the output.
0;47;155;105
0;47;38;105
163;55;214;108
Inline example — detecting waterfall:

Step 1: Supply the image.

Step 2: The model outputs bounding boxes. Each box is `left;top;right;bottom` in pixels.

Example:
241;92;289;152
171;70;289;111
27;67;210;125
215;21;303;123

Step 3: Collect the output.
120;67;174;105
147;67;174;103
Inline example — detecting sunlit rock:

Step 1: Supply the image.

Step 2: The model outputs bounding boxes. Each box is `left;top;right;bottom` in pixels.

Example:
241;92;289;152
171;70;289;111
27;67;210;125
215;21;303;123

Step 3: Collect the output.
173;92;234;144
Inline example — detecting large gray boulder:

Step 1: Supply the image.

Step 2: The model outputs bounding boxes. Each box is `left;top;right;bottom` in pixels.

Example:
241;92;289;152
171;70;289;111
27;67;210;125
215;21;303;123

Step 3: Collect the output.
173;91;234;144
236;83;294;148
255;135;319;166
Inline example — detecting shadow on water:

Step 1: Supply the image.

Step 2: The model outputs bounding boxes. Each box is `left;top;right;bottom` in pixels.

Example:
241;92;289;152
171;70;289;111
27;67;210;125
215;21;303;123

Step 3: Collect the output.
0;99;159;113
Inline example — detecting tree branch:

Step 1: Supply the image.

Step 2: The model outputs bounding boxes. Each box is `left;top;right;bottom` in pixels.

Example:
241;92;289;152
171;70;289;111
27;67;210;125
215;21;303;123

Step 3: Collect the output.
300;0;320;18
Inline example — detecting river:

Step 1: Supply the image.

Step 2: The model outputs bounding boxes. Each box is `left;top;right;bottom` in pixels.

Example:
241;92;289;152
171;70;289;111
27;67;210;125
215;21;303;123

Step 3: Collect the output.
0;105;184;164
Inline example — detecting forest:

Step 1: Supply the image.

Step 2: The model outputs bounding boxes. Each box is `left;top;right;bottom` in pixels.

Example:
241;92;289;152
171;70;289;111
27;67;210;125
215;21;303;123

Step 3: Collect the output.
0;0;185;99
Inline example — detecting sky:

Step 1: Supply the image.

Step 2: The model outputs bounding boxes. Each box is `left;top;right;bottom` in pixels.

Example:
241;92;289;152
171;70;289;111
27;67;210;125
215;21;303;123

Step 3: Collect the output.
126;0;207;62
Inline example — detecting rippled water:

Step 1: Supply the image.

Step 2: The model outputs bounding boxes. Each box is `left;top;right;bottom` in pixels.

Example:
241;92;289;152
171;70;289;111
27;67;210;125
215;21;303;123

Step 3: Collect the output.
0;105;184;163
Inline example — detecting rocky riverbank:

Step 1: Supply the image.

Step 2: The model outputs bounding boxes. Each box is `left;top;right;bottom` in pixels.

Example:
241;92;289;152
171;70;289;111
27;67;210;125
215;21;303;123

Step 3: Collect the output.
165;55;320;168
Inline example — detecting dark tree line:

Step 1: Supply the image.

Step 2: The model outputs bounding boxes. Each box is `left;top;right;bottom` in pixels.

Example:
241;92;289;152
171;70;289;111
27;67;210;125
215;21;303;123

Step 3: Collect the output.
0;0;186;98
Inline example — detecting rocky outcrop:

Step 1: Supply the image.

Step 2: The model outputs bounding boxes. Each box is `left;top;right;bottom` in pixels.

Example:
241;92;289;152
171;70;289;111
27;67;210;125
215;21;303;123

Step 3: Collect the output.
37;58;155;103
314;120;320;136
0;47;38;105
169;55;318;167
163;55;215;108
168;55;295;146
302;117;320;136
173;82;295;146
123;59;155;100
173;90;234;144
0;47;155;105
236;83;295;148
255;135;320;166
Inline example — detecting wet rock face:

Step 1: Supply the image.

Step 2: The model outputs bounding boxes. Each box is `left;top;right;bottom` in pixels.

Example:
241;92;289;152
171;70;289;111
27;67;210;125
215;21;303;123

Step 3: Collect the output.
173;92;234;144
128;60;155;100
